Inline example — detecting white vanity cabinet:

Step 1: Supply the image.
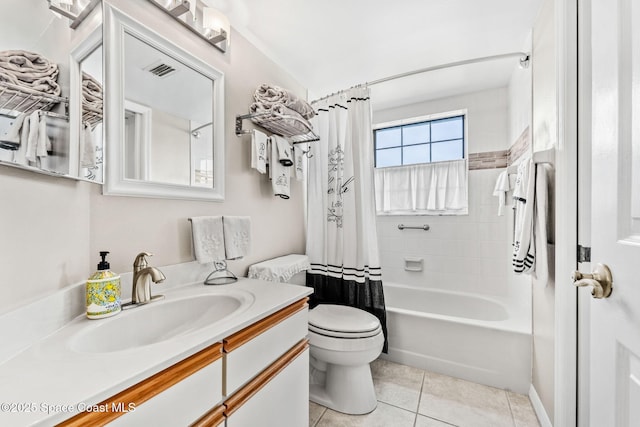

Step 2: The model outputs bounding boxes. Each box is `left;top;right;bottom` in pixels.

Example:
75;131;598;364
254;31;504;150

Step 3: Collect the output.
58;342;225;427
57;298;309;427
194;298;310;427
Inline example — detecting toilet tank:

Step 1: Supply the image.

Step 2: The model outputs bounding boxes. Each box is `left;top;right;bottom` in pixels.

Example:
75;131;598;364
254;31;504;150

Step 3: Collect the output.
247;254;309;285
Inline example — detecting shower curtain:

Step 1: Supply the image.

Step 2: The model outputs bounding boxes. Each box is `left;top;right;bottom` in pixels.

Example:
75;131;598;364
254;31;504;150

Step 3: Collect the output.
306;87;387;351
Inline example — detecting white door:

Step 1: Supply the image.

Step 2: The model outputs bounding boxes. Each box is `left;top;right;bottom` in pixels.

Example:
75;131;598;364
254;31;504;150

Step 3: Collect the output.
588;0;640;425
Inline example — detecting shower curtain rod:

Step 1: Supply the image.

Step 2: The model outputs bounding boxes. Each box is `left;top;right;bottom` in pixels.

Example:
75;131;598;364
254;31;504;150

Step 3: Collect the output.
313;51;530;103
366;51;530;86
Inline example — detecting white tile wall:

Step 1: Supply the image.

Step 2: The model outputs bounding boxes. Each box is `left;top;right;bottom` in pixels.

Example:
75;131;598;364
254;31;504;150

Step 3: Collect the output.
377;168;521;299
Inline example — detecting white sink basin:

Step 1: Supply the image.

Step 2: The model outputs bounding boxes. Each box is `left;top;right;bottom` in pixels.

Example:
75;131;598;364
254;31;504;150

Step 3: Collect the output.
70;291;252;353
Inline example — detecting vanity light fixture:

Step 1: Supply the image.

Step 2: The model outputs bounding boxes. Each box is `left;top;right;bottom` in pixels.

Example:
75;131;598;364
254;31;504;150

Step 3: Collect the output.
147;0;230;53
47;0;101;29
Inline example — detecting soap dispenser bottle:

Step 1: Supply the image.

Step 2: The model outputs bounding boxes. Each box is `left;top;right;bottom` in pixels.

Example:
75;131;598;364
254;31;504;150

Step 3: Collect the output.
86;251;121;319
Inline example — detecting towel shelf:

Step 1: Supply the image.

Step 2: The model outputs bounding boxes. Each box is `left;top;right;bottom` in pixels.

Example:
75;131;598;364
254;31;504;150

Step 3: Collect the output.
0;81;68;121
235;111;319;144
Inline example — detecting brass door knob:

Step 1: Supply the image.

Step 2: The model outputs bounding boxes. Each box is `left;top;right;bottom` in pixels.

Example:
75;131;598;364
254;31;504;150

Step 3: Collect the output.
572;263;613;298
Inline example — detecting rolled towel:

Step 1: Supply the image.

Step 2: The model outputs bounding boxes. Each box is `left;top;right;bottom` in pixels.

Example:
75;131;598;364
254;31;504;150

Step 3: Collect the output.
253;84;315;119
0;112;27;150
270;135;291;199
251;129;268;174
0;50;60;96
223;216;251;260
249;102;313;137
190;216;226;264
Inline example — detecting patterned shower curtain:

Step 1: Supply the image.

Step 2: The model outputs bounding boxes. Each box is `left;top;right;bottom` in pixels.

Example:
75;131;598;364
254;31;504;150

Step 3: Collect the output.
307;87;387;351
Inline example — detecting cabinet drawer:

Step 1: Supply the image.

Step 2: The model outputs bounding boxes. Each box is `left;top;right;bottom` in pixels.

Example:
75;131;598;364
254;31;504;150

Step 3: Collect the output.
223;298;308;396
58;342;223;427
225;341;309;427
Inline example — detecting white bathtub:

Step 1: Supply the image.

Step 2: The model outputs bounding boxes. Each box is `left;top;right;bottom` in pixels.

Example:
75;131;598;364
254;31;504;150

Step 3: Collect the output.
380;283;531;393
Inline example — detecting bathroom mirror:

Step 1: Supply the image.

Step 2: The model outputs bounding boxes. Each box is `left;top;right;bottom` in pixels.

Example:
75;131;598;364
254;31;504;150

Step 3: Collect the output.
0;0;74;179
70;23;104;183
103;4;225;201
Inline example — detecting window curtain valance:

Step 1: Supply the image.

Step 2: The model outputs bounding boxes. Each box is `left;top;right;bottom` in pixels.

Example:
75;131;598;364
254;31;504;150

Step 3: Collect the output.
374;159;468;215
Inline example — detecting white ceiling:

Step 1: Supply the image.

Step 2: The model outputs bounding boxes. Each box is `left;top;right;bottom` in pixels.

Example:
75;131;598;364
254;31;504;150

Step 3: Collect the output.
203;0;542;110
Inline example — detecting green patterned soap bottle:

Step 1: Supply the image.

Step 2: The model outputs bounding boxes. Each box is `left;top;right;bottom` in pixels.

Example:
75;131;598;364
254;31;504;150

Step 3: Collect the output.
86;251;121;319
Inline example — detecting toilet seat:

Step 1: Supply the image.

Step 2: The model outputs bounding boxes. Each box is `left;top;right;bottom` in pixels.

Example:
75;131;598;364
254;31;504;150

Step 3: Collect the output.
308;304;381;338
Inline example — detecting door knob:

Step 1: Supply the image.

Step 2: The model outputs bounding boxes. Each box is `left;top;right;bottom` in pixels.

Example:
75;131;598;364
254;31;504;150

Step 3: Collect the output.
572;263;613;299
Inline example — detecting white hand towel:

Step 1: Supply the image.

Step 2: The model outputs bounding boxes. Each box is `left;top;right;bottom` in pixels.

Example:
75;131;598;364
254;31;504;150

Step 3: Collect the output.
512;159;536;274
492;170;511;216
223;216;251;260
270;135;291;199
251;129;268;174
0;112;26;149
80;123;96;167
293;145;305;181
14;113;29;164
533;163;555;286
190;216;226;264
25;110;40;163
37;113;51;157
275;135;293;166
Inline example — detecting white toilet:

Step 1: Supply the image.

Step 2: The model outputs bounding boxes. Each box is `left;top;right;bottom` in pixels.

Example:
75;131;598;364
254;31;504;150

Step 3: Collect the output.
248;255;384;415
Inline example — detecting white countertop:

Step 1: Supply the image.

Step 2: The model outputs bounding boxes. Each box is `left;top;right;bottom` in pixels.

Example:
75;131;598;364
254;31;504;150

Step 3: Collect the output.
0;278;312;426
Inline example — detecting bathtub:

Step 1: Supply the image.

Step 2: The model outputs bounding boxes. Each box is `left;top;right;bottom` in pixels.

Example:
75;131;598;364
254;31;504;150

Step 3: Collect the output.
380;283;531;394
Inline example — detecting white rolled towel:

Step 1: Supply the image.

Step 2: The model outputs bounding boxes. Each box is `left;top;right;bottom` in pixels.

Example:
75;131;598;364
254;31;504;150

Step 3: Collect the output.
190;216;226;264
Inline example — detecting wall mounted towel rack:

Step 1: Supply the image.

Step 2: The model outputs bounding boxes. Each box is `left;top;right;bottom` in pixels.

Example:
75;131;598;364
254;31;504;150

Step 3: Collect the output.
398;224;430;231
0;82;68;121
235;111;319;144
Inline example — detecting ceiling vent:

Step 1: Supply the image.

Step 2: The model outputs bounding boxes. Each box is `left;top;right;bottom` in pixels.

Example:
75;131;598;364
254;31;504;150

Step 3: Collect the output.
144;61;178;78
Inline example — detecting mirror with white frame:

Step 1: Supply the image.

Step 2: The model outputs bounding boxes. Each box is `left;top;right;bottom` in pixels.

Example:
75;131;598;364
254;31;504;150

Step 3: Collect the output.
70;22;104;183
103;4;225;201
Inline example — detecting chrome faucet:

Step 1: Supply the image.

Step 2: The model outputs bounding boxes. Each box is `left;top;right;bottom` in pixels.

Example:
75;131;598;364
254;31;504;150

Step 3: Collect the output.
131;252;166;305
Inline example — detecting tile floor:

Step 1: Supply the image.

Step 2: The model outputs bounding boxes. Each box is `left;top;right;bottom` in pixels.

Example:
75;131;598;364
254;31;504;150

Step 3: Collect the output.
309;359;541;427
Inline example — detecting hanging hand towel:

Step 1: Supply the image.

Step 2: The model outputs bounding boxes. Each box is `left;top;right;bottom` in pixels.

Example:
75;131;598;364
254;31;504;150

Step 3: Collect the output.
189;216;226;264
533;163;555;286
36;113;51;157
251;129;268;174
270;135;291;199
80;123;96;168
274;135;293;166
512;159;536;274
25;110;40;163
293;145;305;181
492;170;511;216
223;216;251;260
0;112;26;150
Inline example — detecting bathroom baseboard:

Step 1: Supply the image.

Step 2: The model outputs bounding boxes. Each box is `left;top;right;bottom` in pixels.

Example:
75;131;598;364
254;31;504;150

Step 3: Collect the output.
529;384;552;427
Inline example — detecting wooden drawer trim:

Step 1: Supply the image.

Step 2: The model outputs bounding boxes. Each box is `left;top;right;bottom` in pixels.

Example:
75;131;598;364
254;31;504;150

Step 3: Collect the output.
57;342;223;427
223;298;308;353
191;404;225;427
223;338;309;417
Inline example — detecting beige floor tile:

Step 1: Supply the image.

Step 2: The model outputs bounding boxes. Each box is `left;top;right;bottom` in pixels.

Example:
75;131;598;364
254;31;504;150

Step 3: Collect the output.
507;392;541;427
415;414;459;426
371;358;425;412
310;401;327;426
417;371;513;427
315;401;415;427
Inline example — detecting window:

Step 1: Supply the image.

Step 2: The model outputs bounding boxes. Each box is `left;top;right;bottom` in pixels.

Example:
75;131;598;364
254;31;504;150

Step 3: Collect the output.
374;114;465;168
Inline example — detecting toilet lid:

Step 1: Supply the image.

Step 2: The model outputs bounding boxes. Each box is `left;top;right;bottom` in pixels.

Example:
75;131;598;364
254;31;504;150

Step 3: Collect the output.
308;305;381;338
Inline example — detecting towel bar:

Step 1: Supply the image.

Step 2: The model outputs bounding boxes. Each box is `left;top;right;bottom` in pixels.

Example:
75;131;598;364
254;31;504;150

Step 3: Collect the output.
398;224;430;231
